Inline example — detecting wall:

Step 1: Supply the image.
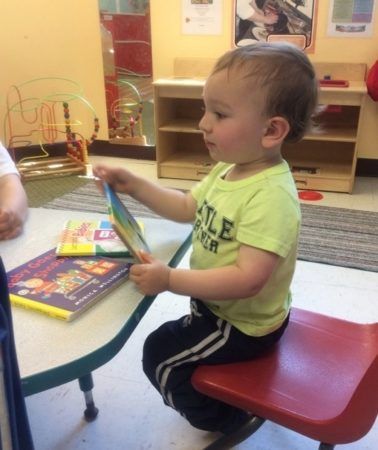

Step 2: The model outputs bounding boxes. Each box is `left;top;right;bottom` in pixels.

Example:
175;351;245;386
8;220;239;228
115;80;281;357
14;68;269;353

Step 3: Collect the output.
150;0;378;160
0;0;107;148
150;1;233;78
0;1;376;159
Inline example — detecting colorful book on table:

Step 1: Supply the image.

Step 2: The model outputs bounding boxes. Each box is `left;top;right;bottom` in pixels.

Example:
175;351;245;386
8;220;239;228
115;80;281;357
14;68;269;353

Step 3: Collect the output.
7;249;131;321
55;219;144;257
103;182;150;262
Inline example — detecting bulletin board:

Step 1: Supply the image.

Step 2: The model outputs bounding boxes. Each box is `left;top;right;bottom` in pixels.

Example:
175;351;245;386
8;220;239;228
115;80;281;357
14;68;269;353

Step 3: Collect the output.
234;0;318;52
327;0;376;37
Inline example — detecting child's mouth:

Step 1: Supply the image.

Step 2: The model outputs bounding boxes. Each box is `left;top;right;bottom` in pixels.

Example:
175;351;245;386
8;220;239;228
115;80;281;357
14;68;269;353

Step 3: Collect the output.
205;140;216;150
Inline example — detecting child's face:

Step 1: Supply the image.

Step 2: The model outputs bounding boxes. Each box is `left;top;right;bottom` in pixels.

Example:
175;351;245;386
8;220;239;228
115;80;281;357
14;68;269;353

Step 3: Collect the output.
199;68;269;166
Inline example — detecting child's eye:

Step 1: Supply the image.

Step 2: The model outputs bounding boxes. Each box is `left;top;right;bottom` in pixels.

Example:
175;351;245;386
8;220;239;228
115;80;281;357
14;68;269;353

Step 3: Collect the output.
200;105;226;119
215;111;226;119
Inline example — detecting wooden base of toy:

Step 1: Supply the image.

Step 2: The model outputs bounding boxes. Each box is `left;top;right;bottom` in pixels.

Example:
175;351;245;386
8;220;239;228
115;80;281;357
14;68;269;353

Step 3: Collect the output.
17;156;86;180
109;135;147;146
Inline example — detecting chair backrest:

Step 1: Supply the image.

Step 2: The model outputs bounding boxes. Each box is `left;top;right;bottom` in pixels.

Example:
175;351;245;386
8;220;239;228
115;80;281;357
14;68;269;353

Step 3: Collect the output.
0;257;34;450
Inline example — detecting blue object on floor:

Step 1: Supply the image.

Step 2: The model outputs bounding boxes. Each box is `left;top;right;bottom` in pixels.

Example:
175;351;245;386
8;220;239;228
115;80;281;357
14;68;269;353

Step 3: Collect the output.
0;257;34;450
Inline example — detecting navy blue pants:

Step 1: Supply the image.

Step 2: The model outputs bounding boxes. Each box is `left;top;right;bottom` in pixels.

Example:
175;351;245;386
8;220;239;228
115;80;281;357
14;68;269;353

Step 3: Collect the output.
142;298;289;432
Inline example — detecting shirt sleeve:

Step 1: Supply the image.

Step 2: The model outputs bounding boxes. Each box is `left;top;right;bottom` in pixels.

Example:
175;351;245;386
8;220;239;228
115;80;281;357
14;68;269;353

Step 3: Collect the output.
0;143;18;178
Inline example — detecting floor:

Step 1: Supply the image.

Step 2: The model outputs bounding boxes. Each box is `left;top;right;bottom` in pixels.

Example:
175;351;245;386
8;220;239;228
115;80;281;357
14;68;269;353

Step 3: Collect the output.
25;156;378;450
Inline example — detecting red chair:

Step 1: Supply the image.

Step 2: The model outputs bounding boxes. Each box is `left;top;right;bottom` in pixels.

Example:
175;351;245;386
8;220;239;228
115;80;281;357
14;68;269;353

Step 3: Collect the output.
192;308;378;450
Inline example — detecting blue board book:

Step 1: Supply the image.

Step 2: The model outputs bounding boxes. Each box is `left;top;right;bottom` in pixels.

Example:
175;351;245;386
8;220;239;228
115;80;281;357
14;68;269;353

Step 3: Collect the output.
103;182;150;262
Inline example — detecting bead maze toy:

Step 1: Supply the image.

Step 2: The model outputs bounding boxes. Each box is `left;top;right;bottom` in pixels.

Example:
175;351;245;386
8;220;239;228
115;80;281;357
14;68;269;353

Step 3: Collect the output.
106;79;146;146
3;77;99;180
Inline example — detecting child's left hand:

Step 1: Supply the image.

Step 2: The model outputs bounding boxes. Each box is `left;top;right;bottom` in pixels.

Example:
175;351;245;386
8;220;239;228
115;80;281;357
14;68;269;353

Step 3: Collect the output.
130;251;171;296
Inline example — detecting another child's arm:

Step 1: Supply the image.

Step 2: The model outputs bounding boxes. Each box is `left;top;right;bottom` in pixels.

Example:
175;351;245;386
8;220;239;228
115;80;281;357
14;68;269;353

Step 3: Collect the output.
0;173;28;240
131;244;279;299
93;164;196;223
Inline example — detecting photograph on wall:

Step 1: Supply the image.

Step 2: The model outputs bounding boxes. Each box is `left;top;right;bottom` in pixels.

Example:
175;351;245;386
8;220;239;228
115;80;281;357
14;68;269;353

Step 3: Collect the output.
234;0;318;52
182;0;222;35
327;0;376;37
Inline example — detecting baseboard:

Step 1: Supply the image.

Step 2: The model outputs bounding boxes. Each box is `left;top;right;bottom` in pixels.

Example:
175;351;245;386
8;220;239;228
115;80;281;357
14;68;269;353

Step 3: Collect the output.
356;158;378;177
8;140;156;162
90;140;156;160
9;143;67;163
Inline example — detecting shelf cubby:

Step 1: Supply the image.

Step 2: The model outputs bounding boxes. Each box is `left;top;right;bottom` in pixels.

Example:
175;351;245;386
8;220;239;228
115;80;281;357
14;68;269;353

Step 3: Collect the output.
153;61;367;193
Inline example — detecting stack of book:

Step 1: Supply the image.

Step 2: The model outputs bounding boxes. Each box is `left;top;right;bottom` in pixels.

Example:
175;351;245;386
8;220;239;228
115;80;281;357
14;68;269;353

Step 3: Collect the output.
7;183;150;321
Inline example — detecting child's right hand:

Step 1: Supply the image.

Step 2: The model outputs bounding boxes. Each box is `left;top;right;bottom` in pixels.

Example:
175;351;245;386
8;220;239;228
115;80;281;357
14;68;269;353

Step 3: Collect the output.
0;207;23;240
93;164;139;195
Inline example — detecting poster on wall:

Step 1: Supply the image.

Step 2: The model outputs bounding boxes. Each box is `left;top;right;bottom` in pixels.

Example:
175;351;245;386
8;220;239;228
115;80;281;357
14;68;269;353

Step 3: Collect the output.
182;0;222;35
234;0;318;52
327;0;376;37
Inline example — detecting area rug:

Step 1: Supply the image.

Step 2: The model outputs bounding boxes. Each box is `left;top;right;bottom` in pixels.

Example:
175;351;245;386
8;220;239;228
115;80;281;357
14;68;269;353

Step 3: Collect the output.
41;181;160;219
41;182;378;273
24;176;90;207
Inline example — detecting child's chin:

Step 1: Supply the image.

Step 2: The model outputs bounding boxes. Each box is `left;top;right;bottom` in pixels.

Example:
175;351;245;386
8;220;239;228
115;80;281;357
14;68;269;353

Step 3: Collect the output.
208;147;220;159
209;151;229;163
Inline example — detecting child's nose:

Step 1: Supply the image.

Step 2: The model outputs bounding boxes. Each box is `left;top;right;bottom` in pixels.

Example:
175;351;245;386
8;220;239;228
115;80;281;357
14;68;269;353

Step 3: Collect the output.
199;113;210;133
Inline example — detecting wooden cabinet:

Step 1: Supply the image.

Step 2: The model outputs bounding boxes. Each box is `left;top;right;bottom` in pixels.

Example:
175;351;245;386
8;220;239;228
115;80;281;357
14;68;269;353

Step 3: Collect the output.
153;79;212;181
153;60;367;193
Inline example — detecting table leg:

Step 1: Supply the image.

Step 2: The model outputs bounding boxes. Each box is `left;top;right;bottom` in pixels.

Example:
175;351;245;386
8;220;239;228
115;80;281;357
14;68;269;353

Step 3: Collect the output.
78;373;99;421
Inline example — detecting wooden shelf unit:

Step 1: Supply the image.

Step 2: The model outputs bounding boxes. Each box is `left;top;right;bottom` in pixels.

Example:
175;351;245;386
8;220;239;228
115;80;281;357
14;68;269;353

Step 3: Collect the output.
153;61;367;193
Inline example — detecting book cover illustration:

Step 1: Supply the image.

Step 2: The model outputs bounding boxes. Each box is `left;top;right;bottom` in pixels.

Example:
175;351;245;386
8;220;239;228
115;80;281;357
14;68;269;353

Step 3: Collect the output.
56;219;130;257
103;182;150;262
7;249;131;321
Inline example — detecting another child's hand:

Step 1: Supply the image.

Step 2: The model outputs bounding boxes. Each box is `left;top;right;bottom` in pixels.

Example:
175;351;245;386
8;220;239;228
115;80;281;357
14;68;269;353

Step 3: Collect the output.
93;164;139;195
130;251;171;296
0;208;23;240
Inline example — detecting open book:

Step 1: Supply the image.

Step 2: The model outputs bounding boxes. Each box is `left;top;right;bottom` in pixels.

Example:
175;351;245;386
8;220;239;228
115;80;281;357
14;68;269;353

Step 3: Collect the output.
103;182;150;262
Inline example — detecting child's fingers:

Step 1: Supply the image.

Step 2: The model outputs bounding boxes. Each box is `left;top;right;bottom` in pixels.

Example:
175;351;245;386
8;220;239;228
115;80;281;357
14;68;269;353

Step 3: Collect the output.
92;165;105;177
137;250;154;264
94;179;105;193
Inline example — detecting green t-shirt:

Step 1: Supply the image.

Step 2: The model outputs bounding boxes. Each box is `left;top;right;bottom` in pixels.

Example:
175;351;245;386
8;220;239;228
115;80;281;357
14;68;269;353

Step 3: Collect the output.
190;160;300;336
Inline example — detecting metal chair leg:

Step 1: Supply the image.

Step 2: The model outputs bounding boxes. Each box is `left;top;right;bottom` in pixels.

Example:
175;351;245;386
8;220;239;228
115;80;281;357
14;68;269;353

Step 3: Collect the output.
319;443;335;450
78;373;99;422
203;416;266;450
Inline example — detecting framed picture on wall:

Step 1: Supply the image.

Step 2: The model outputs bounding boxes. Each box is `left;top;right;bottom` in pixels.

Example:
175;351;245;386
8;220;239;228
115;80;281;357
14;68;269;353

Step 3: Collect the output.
327;0;377;38
234;0;318;52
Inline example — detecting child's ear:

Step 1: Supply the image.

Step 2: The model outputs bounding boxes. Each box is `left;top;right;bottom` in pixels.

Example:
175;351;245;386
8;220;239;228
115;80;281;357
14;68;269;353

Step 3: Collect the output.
261;117;290;148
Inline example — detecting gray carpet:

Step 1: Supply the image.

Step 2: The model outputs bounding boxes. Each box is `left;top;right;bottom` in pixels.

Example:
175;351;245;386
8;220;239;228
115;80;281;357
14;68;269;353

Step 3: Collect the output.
41;182;378;273
24;176;90;207
42;182;160;219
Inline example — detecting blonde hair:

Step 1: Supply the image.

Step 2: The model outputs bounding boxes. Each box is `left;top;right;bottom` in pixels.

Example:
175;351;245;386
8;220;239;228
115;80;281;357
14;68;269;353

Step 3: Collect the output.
212;42;318;143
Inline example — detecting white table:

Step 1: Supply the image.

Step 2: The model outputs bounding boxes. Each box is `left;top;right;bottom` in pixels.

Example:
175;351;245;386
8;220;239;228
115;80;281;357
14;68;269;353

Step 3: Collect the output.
0;208;192;419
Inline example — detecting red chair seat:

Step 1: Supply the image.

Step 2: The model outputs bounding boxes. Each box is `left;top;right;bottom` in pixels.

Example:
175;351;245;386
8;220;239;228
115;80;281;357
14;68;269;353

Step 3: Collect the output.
192;308;378;446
